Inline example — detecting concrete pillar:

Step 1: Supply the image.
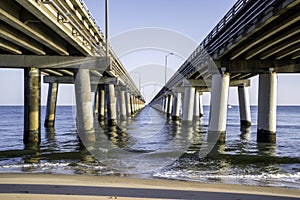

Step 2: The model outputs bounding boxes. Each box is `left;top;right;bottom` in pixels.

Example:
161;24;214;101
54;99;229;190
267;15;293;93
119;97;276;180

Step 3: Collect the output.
257;73;277;143
130;95;134;114
193;91;200;119
119;90;127;119
132;96;136;113
97;85;105;121
115;90;120;115
238;85;251;130
208;73;230;143
125;92;132;116
44;82;58;128
166;94;173;117
105;84;117;126
164;97;167;112
172;92;182;121
24;68;41;145
182;86;195;122
93;88;99;115
74;69;95;142
199;93;204;118
134;97;138;111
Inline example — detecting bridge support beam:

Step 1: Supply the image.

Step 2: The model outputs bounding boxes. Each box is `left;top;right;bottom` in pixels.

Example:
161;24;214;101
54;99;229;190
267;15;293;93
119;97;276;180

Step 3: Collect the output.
164;96;168;114
199;92;204;118
126;92;132;116
130;95;134;114
193;91;200;120
97;85;105;121
24;68;41;145
257;73;277;143
182;86;195;123
208;73;230;143
238;85;251;130
44;82;58;128
119;90;127;120
105;84;117;126
93;88;99;115
132;96;136;114
161;97;164;112
74;69;95;142
166;94;173;117
172;91;182;121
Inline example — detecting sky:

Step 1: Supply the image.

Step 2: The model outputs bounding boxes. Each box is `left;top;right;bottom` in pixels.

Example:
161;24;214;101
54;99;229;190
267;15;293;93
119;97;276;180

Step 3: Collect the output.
0;0;299;105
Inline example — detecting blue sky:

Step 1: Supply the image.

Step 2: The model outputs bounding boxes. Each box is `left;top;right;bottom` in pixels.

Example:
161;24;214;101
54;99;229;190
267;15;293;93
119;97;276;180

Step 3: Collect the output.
0;0;299;105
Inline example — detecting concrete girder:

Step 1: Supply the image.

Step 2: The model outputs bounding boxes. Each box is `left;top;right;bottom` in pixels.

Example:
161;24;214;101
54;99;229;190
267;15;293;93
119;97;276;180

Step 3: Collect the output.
228;6;300;60
0;22;45;55
260;35;300;59
0;55;109;71
15;0;94;56
0;7;69;55
0;38;22;54
245;24;300;59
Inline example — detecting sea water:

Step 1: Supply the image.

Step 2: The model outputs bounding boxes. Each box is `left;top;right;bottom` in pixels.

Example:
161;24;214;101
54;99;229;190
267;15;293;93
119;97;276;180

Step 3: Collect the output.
0;105;299;189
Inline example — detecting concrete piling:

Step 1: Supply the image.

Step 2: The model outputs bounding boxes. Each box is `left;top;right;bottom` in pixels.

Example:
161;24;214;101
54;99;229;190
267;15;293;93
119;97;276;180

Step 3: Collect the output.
105;84;117;126
182;86;195;123
238;85;251;130
97;85;105;121
126;92;132;116
172;91;182;121
74;69;95;142
24;68;41;145
208;73;230;143
257;73;277;143
193;91;200;119
119;90;127;120
44;82;58;128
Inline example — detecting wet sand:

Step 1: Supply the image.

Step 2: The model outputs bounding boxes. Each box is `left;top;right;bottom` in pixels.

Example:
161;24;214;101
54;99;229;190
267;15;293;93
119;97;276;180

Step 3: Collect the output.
0;174;299;199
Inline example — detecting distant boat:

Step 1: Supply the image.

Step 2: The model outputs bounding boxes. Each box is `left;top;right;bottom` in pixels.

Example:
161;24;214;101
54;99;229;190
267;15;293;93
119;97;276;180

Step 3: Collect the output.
227;104;232;109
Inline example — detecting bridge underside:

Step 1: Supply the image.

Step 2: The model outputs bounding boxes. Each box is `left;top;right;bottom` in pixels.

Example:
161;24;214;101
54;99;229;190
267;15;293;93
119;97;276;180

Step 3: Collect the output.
151;0;300;144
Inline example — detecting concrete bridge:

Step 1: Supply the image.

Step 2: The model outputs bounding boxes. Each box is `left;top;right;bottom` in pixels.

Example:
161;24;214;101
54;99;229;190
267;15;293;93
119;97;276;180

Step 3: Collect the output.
0;0;145;145
150;0;300;143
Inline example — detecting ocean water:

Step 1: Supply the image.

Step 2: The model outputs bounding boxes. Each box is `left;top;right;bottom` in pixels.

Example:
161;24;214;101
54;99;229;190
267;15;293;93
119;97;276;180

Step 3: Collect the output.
0;105;299;189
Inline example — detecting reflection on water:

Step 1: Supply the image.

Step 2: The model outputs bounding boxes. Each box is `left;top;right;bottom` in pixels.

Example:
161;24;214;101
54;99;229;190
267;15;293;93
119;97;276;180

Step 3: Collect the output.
0;106;299;189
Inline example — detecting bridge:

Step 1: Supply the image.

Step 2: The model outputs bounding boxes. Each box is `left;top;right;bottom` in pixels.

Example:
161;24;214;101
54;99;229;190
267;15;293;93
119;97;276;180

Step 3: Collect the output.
150;0;300;143
0;0;299;146
0;0;145;145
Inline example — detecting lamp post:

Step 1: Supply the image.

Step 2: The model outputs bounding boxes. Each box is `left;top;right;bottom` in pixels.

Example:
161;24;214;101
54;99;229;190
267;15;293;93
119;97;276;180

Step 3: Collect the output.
165;52;173;85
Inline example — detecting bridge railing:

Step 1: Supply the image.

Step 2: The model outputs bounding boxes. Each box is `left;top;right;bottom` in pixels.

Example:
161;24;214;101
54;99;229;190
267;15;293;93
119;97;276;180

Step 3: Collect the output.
188;0;251;64
38;0;142;97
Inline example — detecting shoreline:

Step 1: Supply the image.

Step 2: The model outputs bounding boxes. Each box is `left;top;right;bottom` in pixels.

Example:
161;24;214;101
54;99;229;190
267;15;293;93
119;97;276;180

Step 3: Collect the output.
0;173;299;199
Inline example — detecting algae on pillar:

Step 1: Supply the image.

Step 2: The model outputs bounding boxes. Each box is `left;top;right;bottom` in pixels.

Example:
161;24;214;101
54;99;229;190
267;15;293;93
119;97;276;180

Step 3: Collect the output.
24;67;41;145
44;82;58;128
